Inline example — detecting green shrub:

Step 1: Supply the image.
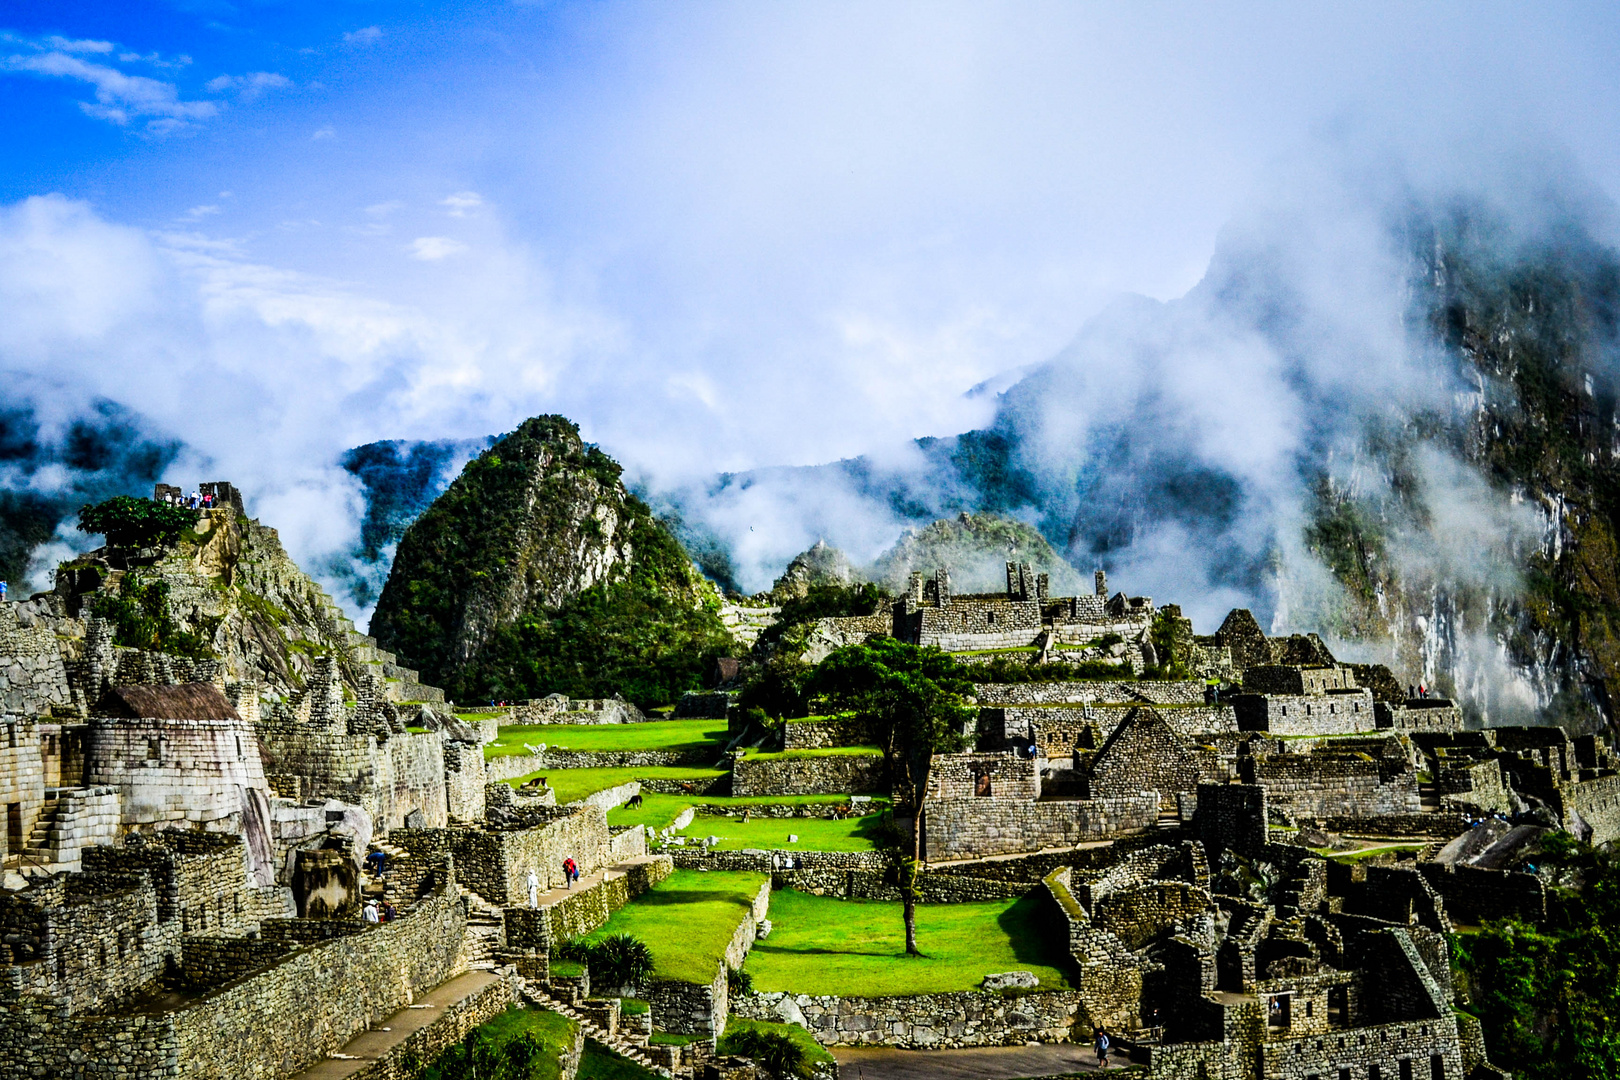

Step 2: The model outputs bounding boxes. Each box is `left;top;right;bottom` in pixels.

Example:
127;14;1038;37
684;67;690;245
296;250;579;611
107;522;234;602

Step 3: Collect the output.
77;496;196;550
717;1027;810;1079
587;934;654;991
89;573;217;659
726;965;753;996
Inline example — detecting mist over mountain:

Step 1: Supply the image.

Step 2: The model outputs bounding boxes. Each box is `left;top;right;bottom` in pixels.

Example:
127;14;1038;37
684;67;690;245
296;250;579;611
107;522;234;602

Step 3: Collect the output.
647;163;1620;731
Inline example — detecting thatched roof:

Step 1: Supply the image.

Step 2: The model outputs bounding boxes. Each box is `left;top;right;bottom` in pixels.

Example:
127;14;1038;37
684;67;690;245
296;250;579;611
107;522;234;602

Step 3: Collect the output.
96;682;241;722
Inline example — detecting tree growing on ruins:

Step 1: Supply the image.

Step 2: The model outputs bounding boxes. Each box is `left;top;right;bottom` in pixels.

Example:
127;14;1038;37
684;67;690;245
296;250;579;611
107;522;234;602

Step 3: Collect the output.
807;637;973;955
77;495;197;549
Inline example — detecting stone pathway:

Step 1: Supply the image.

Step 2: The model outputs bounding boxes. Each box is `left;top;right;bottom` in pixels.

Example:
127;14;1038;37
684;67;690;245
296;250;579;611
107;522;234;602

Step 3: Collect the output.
528;854;661;911
287;970;503;1079
831;1043;1133;1080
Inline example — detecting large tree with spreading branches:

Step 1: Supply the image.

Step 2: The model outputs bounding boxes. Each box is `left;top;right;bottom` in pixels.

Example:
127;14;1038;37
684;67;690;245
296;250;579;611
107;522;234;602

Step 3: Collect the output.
807;636;973;955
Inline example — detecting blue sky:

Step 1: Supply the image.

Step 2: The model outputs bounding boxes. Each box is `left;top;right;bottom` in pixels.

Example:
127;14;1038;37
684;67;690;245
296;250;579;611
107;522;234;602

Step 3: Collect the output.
4;2;1620;601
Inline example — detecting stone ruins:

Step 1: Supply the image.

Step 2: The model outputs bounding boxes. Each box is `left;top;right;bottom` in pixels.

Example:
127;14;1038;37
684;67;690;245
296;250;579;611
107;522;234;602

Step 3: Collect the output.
0;493;1554;1079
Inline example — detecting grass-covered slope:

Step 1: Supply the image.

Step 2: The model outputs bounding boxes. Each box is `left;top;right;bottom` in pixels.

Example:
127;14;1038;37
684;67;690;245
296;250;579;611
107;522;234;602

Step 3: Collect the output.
370;415;733;707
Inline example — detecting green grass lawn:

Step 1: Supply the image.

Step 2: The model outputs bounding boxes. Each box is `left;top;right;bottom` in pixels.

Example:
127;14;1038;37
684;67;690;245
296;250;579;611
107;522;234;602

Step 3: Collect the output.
508;766;728;803
606;792;891;832
456;710;504;721
678;811;888;852
742;745;884;761
486;719;728;759
422;1005;577;1080
582;870;767;984
745;889;1074;996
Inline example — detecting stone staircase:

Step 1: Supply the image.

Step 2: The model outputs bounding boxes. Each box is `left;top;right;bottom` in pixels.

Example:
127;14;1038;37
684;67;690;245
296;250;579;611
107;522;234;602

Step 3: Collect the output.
345;629;447;704
459;885;508;970
521;982;672;1078
20;795;60;864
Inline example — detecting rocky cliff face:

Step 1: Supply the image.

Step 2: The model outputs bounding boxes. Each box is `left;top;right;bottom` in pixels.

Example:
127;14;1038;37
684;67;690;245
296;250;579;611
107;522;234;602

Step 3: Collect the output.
370;415;731;705
46;504;419;711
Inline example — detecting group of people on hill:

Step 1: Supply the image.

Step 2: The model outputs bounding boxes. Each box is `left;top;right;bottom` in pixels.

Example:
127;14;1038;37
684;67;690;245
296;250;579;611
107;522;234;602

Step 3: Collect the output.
184;490;217;510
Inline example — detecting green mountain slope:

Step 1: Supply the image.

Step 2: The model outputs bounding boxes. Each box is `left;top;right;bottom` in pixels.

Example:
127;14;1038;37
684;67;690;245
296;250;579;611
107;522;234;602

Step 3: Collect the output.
369;415;732;706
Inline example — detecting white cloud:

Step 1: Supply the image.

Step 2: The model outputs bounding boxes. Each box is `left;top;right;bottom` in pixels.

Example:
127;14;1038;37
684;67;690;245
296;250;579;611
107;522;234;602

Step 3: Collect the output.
343;26;383;44
3;48;217;131
205;71;292;99
408;236;467;261
45;36;113;54
312;125;335;140
441;192;482;217
180;204;221;222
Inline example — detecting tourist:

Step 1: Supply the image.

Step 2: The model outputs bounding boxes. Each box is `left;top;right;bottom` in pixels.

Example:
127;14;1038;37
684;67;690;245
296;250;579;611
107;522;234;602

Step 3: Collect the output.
366;850;386;877
380;901;396;922
362;900;380;924
527;869;540;908
563;856;577;889
1095;1027;1109;1068
0;581;7;602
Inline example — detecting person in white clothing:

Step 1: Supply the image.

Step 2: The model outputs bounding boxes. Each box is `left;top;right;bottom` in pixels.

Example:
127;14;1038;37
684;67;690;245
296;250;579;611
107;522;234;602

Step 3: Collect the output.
527;869;540;908
362;900;380;924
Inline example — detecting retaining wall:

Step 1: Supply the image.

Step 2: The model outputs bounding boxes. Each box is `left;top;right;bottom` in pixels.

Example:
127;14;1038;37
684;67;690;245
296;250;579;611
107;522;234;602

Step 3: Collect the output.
731;753;886;797
734;988;1085;1048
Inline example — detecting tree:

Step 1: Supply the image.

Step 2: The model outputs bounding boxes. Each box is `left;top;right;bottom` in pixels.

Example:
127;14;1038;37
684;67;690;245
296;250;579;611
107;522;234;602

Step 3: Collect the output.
806;637;972;955
77;496;196;550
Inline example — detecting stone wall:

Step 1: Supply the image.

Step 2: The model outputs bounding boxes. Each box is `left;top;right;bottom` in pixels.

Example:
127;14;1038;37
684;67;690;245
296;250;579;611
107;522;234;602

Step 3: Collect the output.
257;723;448;831
163;882;469;1080
524;855;673;942
669;848;890;873
782;716;881;751
485;749;716;784
392;805;612;905
931;752;1039;801
731;752;886;797
0;607;73;717
85;716;268;827
973;681;1208;707
978;705;1237;756
0;718;45;862
0;870;174;1015
346;975;520;1080
1559;772;1620;845
643;878;769;1040
443;739;487;823
1319;813;1471;837
733;988;1086;1048
1231;691;1376;736
774;867;1031;903
922;793;1158;861
1241;752;1420;818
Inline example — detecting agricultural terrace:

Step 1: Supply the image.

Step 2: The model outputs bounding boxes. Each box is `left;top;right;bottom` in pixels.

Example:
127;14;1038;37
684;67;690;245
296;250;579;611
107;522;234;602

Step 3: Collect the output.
506;766;728;804
676;811;887;852
581;870;768;984
745;890;1074;996
485;718;728;758
607;791;889;831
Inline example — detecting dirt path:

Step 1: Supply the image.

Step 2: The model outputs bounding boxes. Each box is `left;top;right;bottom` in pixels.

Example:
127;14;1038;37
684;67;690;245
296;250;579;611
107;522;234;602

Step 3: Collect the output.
832;1043;1132;1080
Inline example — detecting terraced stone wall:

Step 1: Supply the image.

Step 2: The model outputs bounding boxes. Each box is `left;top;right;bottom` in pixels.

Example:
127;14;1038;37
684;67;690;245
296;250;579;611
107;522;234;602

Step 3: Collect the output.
734;988;1086;1048
731;752;886;796
922;792;1158;860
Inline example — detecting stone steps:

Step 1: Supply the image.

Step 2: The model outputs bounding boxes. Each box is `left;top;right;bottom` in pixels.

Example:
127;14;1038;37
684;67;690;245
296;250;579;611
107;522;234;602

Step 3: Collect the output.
522;985;672;1077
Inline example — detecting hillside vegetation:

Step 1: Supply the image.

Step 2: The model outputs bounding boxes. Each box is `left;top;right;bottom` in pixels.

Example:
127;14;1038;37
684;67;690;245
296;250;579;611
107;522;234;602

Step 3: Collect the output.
371;416;733;706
